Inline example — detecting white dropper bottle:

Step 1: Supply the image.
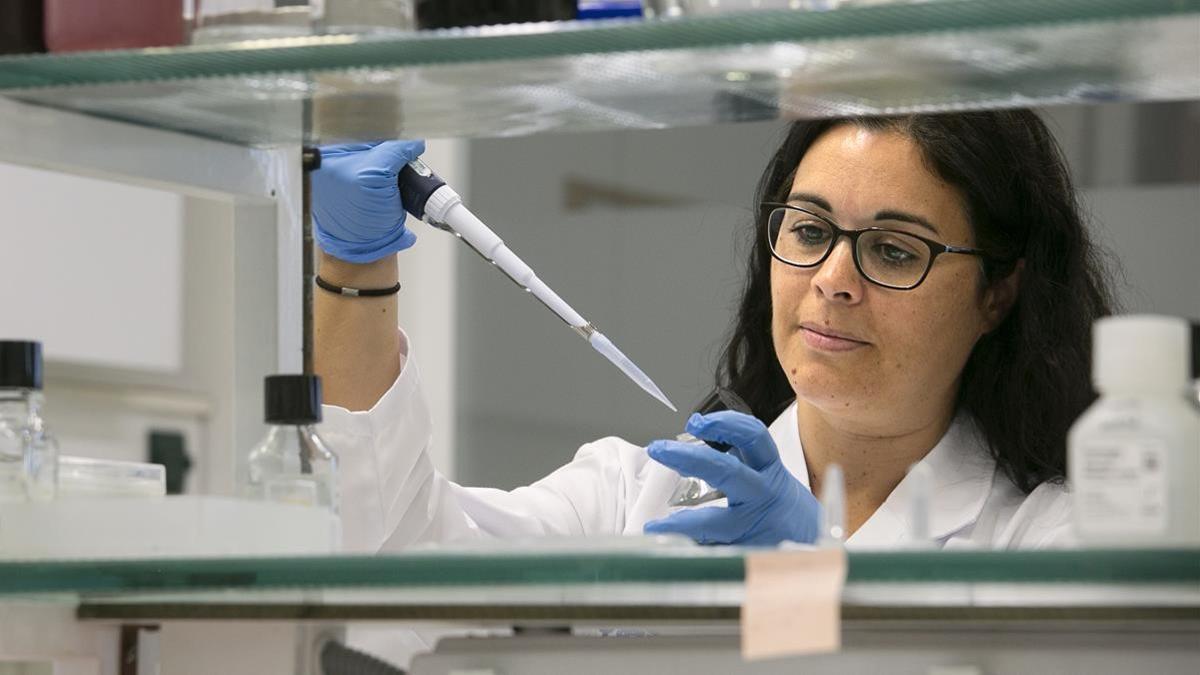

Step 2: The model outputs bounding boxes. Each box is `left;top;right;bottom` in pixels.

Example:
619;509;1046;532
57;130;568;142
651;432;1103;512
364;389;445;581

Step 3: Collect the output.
1069;315;1200;547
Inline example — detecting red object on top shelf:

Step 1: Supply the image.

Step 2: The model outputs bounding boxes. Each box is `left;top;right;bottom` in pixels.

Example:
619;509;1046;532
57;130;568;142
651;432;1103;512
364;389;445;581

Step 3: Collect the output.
44;0;185;53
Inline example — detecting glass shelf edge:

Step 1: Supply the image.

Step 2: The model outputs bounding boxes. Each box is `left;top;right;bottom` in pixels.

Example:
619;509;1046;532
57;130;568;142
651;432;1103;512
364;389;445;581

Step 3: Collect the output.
0;549;1196;597
0;0;1195;91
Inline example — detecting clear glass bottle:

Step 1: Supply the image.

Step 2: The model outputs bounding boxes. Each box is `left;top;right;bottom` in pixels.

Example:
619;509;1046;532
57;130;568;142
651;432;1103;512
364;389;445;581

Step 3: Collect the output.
0;341;59;502
1069;315;1200;547
242;374;339;513
189;0;314;45
314;0;415;34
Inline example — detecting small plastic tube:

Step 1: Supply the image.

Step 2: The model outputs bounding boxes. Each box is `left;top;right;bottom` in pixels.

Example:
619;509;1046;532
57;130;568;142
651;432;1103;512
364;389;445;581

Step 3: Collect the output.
906;461;934;547
818;463;846;545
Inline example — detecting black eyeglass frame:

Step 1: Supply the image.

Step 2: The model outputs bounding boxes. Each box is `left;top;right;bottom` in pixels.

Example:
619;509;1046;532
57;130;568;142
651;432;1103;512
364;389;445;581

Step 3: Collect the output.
763;202;989;291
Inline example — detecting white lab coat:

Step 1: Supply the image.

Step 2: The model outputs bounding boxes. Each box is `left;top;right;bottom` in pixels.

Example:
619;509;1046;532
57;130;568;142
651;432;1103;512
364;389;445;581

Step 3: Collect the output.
325;331;1074;553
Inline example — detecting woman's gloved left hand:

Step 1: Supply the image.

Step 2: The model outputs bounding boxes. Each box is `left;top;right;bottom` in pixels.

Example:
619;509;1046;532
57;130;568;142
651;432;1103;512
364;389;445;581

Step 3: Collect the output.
643;411;821;546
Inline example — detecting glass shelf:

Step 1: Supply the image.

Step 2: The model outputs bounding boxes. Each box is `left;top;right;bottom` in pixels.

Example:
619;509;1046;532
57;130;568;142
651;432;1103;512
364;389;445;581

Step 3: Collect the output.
4;548;1200;596
2;549;1197;617
0;0;1196;145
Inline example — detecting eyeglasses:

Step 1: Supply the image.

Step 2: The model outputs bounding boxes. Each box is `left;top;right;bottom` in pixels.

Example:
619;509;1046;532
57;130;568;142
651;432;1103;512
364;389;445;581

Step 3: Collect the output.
764;203;987;291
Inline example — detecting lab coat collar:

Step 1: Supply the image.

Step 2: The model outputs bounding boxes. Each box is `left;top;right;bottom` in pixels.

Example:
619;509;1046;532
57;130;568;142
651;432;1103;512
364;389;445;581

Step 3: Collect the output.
767;403;997;548
767;404;811;491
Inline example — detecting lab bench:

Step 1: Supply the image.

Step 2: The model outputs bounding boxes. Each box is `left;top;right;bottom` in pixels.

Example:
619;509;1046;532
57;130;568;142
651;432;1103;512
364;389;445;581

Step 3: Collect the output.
1;548;1198;673
1;0;1199;672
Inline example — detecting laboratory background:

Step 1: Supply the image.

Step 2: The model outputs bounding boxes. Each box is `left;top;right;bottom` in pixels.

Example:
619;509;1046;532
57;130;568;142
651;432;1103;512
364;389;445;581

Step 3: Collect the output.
0;1;1198;674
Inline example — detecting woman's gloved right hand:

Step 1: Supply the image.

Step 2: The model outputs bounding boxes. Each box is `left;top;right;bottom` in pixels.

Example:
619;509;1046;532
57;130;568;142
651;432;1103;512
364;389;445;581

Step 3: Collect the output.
643;411;821;546
312;140;426;264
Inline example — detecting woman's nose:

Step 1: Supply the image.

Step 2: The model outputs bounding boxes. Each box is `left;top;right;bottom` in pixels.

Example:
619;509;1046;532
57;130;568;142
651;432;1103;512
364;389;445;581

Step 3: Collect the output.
812;238;864;304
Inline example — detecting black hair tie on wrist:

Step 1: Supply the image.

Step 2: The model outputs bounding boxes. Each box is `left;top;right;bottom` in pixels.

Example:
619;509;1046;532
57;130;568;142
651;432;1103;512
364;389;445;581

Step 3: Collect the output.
314;275;402;297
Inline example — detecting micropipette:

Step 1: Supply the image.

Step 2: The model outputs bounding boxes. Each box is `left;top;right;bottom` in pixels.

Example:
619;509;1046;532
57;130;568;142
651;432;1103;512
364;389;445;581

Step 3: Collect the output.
397;159;677;412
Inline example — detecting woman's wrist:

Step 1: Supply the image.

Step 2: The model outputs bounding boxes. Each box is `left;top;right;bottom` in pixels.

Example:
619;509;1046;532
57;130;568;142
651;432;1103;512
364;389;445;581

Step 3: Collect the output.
317;250;399;288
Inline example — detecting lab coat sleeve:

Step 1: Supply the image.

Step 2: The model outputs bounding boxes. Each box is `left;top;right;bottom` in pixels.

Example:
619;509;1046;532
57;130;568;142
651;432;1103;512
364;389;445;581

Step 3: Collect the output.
445;434;644;539
321;330;651;553
321;330;481;553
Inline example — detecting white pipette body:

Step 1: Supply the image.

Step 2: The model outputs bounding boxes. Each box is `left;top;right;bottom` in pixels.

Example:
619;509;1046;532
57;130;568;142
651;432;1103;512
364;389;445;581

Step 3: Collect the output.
404;160;676;412
426;190;589;328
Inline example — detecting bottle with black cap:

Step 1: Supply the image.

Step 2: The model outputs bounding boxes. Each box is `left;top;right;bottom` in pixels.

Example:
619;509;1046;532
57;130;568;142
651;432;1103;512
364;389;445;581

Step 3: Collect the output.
0;340;58;502
242;374;339;513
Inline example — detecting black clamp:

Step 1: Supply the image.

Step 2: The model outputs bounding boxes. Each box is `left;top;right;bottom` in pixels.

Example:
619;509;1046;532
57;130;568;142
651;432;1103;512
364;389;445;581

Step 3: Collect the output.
302;146;321;172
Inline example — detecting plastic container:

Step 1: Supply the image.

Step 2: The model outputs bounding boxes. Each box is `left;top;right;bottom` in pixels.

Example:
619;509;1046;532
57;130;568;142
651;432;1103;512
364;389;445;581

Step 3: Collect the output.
44;0;185;52
0;0;45;55
578;1;643;19
58;455;166;498
1069;315;1200;547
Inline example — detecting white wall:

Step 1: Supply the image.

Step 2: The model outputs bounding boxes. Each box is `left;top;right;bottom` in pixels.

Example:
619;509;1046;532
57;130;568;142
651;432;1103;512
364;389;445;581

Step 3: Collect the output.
456;121;784;489
0;162;278;496
0;164;207;491
1082;184;1200;318
0;163;183;373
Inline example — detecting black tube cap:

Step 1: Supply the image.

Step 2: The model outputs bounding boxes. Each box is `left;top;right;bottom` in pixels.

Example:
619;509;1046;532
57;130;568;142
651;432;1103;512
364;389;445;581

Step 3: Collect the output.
264;374;322;425
0;340;43;390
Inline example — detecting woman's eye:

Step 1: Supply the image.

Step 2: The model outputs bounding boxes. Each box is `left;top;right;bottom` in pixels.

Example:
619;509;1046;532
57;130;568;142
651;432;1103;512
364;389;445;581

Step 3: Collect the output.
790;223;830;245
874;242;918;265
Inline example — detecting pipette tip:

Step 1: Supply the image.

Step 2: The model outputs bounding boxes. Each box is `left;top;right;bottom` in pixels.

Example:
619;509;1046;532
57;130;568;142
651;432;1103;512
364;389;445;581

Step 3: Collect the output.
647;384;678;413
588;331;677;412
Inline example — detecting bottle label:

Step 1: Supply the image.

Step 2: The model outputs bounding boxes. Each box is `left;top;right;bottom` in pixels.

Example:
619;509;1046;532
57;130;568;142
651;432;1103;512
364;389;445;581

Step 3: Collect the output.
1077;439;1167;535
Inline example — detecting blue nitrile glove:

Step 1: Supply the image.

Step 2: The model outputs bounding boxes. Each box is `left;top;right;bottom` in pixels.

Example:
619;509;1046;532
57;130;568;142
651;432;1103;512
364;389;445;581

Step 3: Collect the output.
312;140;426;263
643;411;821;546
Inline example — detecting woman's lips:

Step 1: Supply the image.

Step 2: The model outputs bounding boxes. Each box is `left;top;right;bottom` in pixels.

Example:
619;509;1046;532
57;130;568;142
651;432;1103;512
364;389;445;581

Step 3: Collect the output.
800;324;869;352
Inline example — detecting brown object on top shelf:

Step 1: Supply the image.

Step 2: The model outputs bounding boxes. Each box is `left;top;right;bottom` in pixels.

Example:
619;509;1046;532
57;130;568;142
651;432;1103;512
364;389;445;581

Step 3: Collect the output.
416;0;577;29
0;0;46;55
44;0;184;53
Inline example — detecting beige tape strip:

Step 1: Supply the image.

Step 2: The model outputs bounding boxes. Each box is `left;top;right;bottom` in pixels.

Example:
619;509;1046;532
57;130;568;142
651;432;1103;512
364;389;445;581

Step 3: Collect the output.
742;546;847;660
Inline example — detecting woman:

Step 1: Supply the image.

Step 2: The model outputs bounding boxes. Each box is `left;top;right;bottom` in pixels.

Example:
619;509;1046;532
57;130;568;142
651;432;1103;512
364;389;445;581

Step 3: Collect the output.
312;110;1114;552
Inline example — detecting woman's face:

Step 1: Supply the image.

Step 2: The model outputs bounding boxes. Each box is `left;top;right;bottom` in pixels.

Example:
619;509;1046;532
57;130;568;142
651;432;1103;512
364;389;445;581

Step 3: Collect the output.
771;125;1004;432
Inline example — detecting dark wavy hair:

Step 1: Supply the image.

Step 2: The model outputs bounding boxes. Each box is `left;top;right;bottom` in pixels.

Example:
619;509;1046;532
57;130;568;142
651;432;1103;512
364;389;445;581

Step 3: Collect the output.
716;110;1116;493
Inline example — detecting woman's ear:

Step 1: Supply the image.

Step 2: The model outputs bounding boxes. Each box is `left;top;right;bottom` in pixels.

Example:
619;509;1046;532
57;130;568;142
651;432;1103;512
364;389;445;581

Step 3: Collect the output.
982;259;1024;332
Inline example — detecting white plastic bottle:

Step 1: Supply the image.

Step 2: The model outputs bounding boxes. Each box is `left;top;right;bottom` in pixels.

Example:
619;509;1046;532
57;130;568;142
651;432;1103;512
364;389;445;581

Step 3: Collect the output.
1069;315;1200;546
